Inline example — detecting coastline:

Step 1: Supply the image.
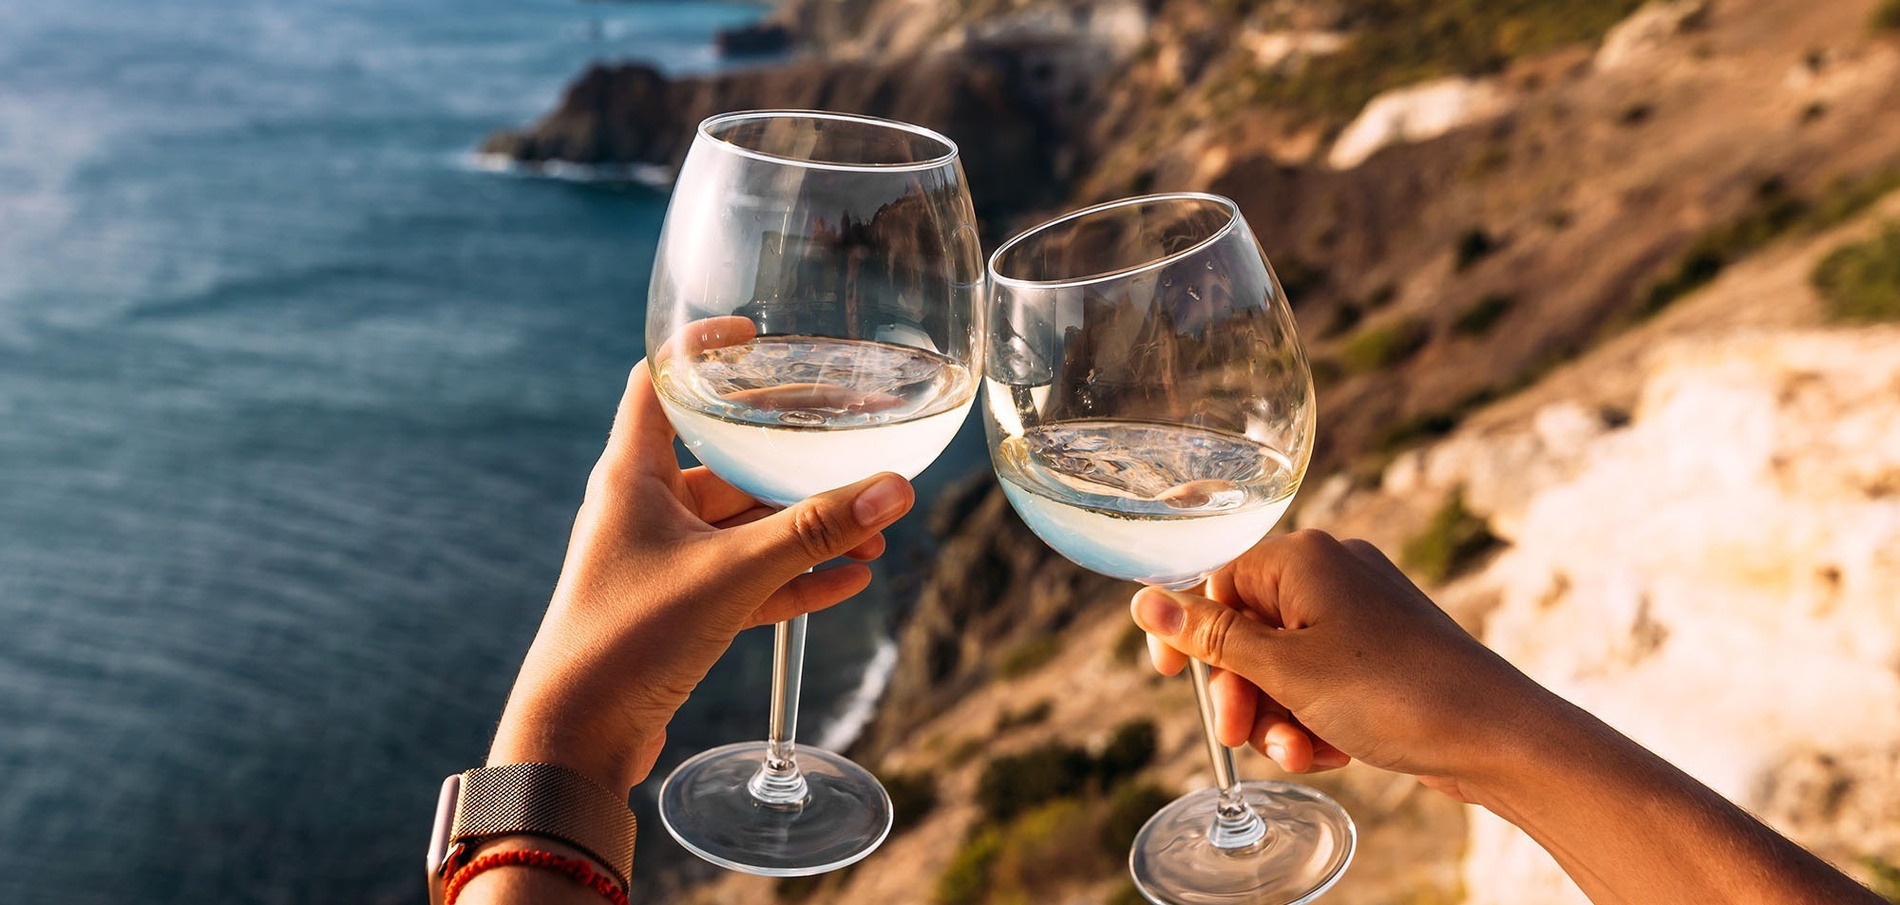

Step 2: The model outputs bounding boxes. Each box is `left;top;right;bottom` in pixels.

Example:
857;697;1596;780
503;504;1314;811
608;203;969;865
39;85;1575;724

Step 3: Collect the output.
465;150;677;187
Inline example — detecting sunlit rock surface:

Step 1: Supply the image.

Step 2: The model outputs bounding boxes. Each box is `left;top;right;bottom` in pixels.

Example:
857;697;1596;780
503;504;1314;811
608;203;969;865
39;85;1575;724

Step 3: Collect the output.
1454;329;1900;902
1327;76;1512;170
1595;0;1710;71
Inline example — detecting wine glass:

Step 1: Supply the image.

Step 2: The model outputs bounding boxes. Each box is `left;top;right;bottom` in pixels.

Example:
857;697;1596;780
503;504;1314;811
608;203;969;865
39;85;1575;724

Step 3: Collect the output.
982;192;1353;904
646;110;982;876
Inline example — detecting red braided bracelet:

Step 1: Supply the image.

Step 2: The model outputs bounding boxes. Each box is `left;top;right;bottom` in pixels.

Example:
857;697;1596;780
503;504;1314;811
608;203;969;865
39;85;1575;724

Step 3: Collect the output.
444;849;630;905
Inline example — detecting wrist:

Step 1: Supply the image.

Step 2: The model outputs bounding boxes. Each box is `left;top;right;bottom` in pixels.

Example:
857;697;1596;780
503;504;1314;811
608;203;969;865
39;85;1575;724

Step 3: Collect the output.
1453;685;1614;818
488;695;665;793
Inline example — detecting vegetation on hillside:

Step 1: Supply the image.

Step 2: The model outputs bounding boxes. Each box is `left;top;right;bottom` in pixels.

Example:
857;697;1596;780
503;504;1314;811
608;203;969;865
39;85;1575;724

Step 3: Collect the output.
1340;316;1430;373
1244;0;1648;120
1875;0;1900;32
1636;168;1900;318
937;719;1161;904
1812;221;1900;323
1454;293;1515;336
1402;490;1502;583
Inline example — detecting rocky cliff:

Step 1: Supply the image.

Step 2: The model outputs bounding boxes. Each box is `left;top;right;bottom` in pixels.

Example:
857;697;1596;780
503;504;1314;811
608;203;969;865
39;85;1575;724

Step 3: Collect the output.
479;52;1069;232
491;0;1900;476
679;171;1900;905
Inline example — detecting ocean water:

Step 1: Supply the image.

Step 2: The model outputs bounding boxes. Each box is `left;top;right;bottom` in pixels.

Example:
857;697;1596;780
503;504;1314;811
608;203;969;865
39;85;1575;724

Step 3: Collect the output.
0;2;985;901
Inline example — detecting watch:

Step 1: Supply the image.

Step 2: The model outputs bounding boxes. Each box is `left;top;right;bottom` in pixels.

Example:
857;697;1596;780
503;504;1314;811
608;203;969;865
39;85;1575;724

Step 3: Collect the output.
425;763;637;905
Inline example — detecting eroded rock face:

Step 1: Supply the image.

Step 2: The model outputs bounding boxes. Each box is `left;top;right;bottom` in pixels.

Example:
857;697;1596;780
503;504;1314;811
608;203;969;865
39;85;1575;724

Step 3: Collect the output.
1456;329;1900;901
1595;0;1711;71
1326;77;1513;170
480;52;1070;229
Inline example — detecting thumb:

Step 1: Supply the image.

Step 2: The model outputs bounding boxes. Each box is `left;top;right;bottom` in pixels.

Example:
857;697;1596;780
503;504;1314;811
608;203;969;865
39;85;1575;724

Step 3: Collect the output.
736;472;914;585
1130;586;1298;693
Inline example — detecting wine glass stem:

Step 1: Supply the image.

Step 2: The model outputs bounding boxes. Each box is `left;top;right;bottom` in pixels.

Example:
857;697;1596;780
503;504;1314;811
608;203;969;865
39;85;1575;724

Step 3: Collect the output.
1190;657;1268;850
748;613;812;807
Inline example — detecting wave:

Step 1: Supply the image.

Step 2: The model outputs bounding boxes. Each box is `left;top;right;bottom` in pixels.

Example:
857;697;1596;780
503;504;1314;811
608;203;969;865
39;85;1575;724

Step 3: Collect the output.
814;632;899;753
463;152;674;188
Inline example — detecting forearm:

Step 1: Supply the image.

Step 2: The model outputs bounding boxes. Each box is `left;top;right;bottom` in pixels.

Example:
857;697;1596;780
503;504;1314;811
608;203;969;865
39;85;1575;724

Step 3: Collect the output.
1467;692;1879;905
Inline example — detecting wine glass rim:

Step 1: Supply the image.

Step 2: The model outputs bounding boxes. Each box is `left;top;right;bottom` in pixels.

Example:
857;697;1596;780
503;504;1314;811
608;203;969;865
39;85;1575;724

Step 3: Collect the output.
988;192;1243;290
696;109;961;172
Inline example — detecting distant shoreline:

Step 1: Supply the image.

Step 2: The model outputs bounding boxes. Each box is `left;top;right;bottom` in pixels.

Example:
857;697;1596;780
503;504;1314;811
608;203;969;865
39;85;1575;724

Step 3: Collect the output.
466;151;676;188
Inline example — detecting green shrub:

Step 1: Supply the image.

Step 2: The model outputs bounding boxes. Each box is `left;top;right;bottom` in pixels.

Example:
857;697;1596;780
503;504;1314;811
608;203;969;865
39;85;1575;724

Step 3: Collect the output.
988;799;1111;898
1095;719;1159;787
1807;167;1900;231
1107;885;1152;905
1273;256;1328;302
1323;301;1365;339
1113;620;1148;663
1454;293;1514;335
998;636;1062;679
1861;855;1900;903
775;875;826;903
1812;221;1900;323
1376;408;1461;454
995;699;1054;732
1402;490;1502;583
935;828;1003;905
882;770;940;837
1309;355;1348;392
1102;782;1175;853
944;735;985;764
1454;228;1499;271
1874;0;1900;31
976;742;1093;823
1340;316;1430;373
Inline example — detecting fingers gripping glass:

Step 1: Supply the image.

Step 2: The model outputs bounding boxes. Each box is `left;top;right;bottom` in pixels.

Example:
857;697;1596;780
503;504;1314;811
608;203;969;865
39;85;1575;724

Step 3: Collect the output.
983;193;1354;904
646;111;982;875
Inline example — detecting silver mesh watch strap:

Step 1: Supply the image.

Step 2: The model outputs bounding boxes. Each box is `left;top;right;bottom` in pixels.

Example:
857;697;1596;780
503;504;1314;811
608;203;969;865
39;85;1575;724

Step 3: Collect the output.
448;763;636;889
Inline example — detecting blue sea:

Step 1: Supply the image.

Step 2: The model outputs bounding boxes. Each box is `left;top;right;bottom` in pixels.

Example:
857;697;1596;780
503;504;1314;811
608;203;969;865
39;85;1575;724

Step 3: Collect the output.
0;2;986;901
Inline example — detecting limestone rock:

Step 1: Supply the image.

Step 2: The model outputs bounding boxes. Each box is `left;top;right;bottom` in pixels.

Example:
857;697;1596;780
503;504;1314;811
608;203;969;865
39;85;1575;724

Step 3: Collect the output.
1383;402;1610;539
1595;0;1711;71
1327;77;1512;171
1459;328;1900;902
1243;29;1349;72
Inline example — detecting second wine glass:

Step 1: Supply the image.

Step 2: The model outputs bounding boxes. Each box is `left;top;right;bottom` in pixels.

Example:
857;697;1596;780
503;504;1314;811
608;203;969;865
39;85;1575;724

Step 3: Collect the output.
982;192;1353;904
646;110;982;876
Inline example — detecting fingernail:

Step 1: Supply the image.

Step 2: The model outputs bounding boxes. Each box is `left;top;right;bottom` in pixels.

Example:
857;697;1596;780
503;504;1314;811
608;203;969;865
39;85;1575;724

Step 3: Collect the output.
1132;589;1186;636
851;475;909;526
1267;744;1288;765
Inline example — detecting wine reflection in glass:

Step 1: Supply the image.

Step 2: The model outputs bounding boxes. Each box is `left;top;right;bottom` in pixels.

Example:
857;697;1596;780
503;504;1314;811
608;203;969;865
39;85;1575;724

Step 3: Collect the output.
982;193;1353;904
646;110;982;876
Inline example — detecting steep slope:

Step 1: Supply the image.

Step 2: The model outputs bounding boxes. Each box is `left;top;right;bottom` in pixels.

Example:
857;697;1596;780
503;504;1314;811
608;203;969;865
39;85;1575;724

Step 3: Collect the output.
678;185;1900;905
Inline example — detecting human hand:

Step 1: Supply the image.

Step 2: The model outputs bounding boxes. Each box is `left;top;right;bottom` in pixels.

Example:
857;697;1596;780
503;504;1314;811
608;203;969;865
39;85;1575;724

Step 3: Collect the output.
487;319;915;794
1131;530;1551;801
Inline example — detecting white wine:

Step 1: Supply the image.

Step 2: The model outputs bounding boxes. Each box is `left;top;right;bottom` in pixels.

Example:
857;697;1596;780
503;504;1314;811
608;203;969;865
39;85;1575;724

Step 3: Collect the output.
993;419;1299;588
655;335;975;508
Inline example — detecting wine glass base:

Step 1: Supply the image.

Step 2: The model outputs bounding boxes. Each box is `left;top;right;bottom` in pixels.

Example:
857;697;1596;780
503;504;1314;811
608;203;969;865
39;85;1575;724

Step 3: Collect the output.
659;741;893;877
1129;781;1355;905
